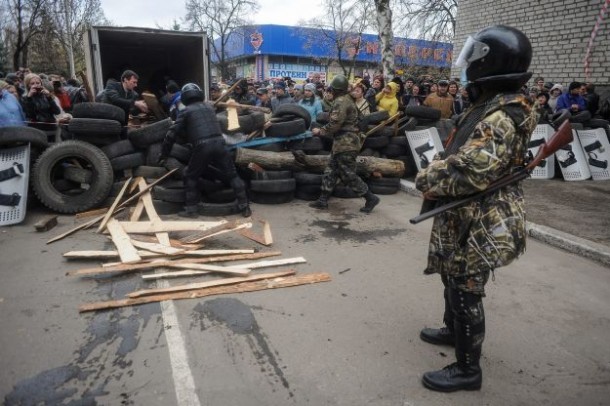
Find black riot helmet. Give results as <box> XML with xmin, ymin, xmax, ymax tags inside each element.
<box><xmin>181</xmin><ymin>83</ymin><xmax>204</xmax><ymax>105</ymax></box>
<box><xmin>330</xmin><ymin>75</ymin><xmax>349</xmax><ymax>92</ymax></box>
<box><xmin>455</xmin><ymin>25</ymin><xmax>532</xmax><ymax>101</ymax></box>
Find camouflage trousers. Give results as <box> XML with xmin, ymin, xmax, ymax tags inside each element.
<box><xmin>321</xmin><ymin>151</ymin><xmax>368</xmax><ymax>196</ymax></box>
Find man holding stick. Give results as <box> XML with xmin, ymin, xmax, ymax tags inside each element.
<box><xmin>414</xmin><ymin>25</ymin><xmax>539</xmax><ymax>392</ymax></box>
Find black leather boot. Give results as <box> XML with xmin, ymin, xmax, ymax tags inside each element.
<box><xmin>309</xmin><ymin>192</ymin><xmax>329</xmax><ymax>209</ymax></box>
<box><xmin>360</xmin><ymin>191</ymin><xmax>380</xmax><ymax>213</ymax></box>
<box><xmin>421</xmin><ymin>280</ymin><xmax>455</xmax><ymax>346</ymax></box>
<box><xmin>422</xmin><ymin>289</ymin><xmax>484</xmax><ymax>392</ymax></box>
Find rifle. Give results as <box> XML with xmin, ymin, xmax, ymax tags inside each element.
<box><xmin>527</xmin><ymin>137</ymin><xmax>547</xmax><ymax>168</ymax></box>
<box><xmin>409</xmin><ymin>120</ymin><xmax>573</xmax><ymax>225</ymax></box>
<box><xmin>583</xmin><ymin>140</ymin><xmax>608</xmax><ymax>169</ymax></box>
<box><xmin>414</xmin><ymin>140</ymin><xmax>435</xmax><ymax>169</ymax></box>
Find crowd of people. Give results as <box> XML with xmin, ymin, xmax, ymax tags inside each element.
<box><xmin>1</xmin><ymin>66</ymin><xmax>609</xmax><ymax>134</ymax></box>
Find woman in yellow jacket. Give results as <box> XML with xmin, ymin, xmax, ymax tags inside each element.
<box><xmin>375</xmin><ymin>81</ymin><xmax>399</xmax><ymax>116</ymax></box>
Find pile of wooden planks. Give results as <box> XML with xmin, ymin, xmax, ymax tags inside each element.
<box><xmin>48</xmin><ymin>176</ymin><xmax>331</xmax><ymax>313</ymax></box>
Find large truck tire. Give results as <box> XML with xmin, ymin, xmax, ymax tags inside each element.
<box><xmin>72</xmin><ymin>102</ymin><xmax>126</xmax><ymax>123</ymax></box>
<box><xmin>272</xmin><ymin>104</ymin><xmax>312</xmax><ymax>129</ymax></box>
<box><xmin>32</xmin><ymin>140</ymin><xmax>114</xmax><ymax>213</ymax></box>
<box><xmin>128</xmin><ymin>118</ymin><xmax>172</xmax><ymax>148</ymax></box>
<box><xmin>0</xmin><ymin>126</ymin><xmax>49</xmax><ymax>149</ymax></box>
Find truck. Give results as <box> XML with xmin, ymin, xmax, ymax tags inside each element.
<box><xmin>84</xmin><ymin>26</ymin><xmax>211</xmax><ymax>98</ymax></box>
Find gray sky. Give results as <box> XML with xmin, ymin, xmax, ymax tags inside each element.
<box><xmin>99</xmin><ymin>0</ymin><xmax>307</xmax><ymax>29</ymax></box>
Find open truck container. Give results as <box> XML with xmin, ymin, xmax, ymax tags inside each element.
<box><xmin>84</xmin><ymin>26</ymin><xmax>211</xmax><ymax>98</ymax></box>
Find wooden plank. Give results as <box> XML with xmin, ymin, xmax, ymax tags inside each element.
<box><xmin>142</xmin><ymin>270</ymin><xmax>212</xmax><ymax>280</ymax></box>
<box><xmin>130</xmin><ymin>200</ymin><xmax>145</xmax><ymax>221</ymax></box>
<box><xmin>183</xmin><ymin>222</ymin><xmax>252</xmax><ymax>244</ymax></box>
<box><xmin>47</xmin><ymin>214</ymin><xmax>103</xmax><ymax>244</ymax></box>
<box><xmin>136</xmin><ymin>179</ymin><xmax>170</xmax><ymax>246</ymax></box>
<box><xmin>119</xmin><ymin>220</ymin><xmax>227</xmax><ymax>234</ymax></box>
<box><xmin>75</xmin><ymin>207</ymin><xmax>110</xmax><ymax>220</ymax></box>
<box><xmin>179</xmin><ymin>219</ymin><xmax>244</xmax><ymax>244</ymax></box>
<box><xmin>239</xmin><ymin>220</ymin><xmax>273</xmax><ymax>246</ymax></box>
<box><xmin>128</xmin><ymin>235</ymin><xmax>204</xmax><ymax>250</ymax></box>
<box><xmin>80</xmin><ymin>272</ymin><xmax>332</xmax><ymax>312</ymax></box>
<box><xmin>98</xmin><ymin>178</ymin><xmax>132</xmax><ymax>233</ymax></box>
<box><xmin>34</xmin><ymin>215</ymin><xmax>58</xmax><ymax>232</ymax></box>
<box><xmin>128</xmin><ymin>270</ymin><xmax>296</xmax><ymax>298</ymax></box>
<box><xmin>164</xmin><ymin>263</ymin><xmax>251</xmax><ymax>275</ymax></box>
<box><xmin>67</xmin><ymin>251</ymin><xmax>282</xmax><ymax>277</ymax></box>
<box><xmin>116</xmin><ymin>168</ymin><xmax>177</xmax><ymax>209</ymax></box>
<box><xmin>130</xmin><ymin>239</ymin><xmax>184</xmax><ymax>255</ymax></box>
<box><xmin>63</xmin><ymin>250</ymin><xmax>161</xmax><ymax>259</ymax></box>
<box><xmin>106</xmin><ymin>219</ymin><xmax>141</xmax><ymax>264</ymax></box>
<box><xmin>227</xmin><ymin>256</ymin><xmax>306</xmax><ymax>270</ymax></box>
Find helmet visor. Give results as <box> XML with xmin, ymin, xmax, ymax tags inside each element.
<box><xmin>454</xmin><ymin>36</ymin><xmax>490</xmax><ymax>68</ymax></box>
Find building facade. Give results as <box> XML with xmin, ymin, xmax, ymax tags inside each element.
<box><xmin>215</xmin><ymin>24</ymin><xmax>453</xmax><ymax>83</ymax></box>
<box><xmin>452</xmin><ymin>0</ymin><xmax>610</xmax><ymax>88</ymax></box>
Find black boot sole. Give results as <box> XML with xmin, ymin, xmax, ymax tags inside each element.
<box><xmin>422</xmin><ymin>376</ymin><xmax>482</xmax><ymax>392</ymax></box>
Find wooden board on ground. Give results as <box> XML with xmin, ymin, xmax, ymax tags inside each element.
<box><xmin>34</xmin><ymin>215</ymin><xmax>58</xmax><ymax>232</ymax></box>
<box><xmin>136</xmin><ymin>178</ymin><xmax>171</xmax><ymax>246</ymax></box>
<box><xmin>80</xmin><ymin>272</ymin><xmax>332</xmax><ymax>312</ymax></box>
<box><xmin>67</xmin><ymin>251</ymin><xmax>282</xmax><ymax>277</ymax></box>
<box><xmin>106</xmin><ymin>218</ymin><xmax>141</xmax><ymax>264</ymax></box>
<box><xmin>119</xmin><ymin>220</ymin><xmax>227</xmax><ymax>234</ymax></box>
<box><xmin>63</xmin><ymin>250</ymin><xmax>162</xmax><ymax>259</ymax></box>
<box><xmin>128</xmin><ymin>269</ymin><xmax>296</xmax><ymax>298</ymax></box>
<box><xmin>98</xmin><ymin>177</ymin><xmax>131</xmax><ymax>233</ymax></box>
<box><xmin>239</xmin><ymin>219</ymin><xmax>273</xmax><ymax>246</ymax></box>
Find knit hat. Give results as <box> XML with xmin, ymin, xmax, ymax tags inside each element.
<box><xmin>304</xmin><ymin>83</ymin><xmax>316</xmax><ymax>92</ymax></box>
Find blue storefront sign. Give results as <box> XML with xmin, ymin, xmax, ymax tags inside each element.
<box><xmin>217</xmin><ymin>24</ymin><xmax>452</xmax><ymax>68</ymax></box>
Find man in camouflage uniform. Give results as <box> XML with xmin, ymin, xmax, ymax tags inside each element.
<box><xmin>309</xmin><ymin>75</ymin><xmax>380</xmax><ymax>213</ymax></box>
<box><xmin>415</xmin><ymin>25</ymin><xmax>539</xmax><ymax>392</ymax></box>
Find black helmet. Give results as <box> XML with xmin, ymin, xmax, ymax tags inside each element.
<box><xmin>456</xmin><ymin>25</ymin><xmax>532</xmax><ymax>83</ymax></box>
<box><xmin>181</xmin><ymin>83</ymin><xmax>204</xmax><ymax>105</ymax></box>
<box><xmin>330</xmin><ymin>75</ymin><xmax>349</xmax><ymax>92</ymax></box>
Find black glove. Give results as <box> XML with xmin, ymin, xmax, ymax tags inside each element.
<box><xmin>157</xmin><ymin>154</ymin><xmax>167</xmax><ymax>167</ymax></box>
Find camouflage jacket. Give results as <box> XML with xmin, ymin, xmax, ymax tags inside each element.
<box><xmin>415</xmin><ymin>94</ymin><xmax>538</xmax><ymax>279</ymax></box>
<box><xmin>320</xmin><ymin>94</ymin><xmax>361</xmax><ymax>154</ymax></box>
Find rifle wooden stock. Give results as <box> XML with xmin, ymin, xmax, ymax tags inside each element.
<box><xmin>409</xmin><ymin>121</ymin><xmax>573</xmax><ymax>225</ymax></box>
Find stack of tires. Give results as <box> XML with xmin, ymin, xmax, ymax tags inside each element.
<box><xmin>294</xmin><ymin>172</ymin><xmax>323</xmax><ymax>201</ymax></box>
<box><xmin>69</xmin><ymin>102</ymin><xmax>125</xmax><ymax>146</ymax></box>
<box><xmin>257</xmin><ymin>105</ymin><xmax>311</xmax><ymax>153</ymax></box>
<box><xmin>249</xmin><ymin>170</ymin><xmax>296</xmax><ymax>204</ymax></box>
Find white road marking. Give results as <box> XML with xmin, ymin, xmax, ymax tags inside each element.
<box><xmin>158</xmin><ymin>279</ymin><xmax>201</xmax><ymax>406</ymax></box>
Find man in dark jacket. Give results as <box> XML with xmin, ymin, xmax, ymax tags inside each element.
<box><xmin>102</xmin><ymin>70</ymin><xmax>148</xmax><ymax>123</ymax></box>
<box><xmin>159</xmin><ymin>83</ymin><xmax>251</xmax><ymax>218</ymax></box>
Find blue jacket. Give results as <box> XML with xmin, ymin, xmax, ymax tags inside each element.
<box><xmin>0</xmin><ymin>90</ymin><xmax>26</xmax><ymax>127</ymax></box>
<box><xmin>556</xmin><ymin>92</ymin><xmax>587</xmax><ymax>112</ymax></box>
<box><xmin>298</xmin><ymin>96</ymin><xmax>323</xmax><ymax>127</ymax></box>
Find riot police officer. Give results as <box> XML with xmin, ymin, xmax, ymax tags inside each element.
<box><xmin>415</xmin><ymin>25</ymin><xmax>539</xmax><ymax>392</ymax></box>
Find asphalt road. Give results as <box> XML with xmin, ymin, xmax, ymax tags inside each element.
<box><xmin>1</xmin><ymin>192</ymin><xmax>609</xmax><ymax>405</ymax></box>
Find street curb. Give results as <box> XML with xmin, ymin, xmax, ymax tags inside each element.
<box><xmin>399</xmin><ymin>179</ymin><xmax>610</xmax><ymax>268</ymax></box>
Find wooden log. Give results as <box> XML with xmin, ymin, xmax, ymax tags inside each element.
<box><xmin>234</xmin><ymin>148</ymin><xmax>405</xmax><ymax>177</ymax></box>
<box><xmin>67</xmin><ymin>250</ymin><xmax>282</xmax><ymax>277</ymax></box>
<box><xmin>79</xmin><ymin>272</ymin><xmax>332</xmax><ymax>312</ymax></box>
<box><xmin>128</xmin><ymin>270</ymin><xmax>296</xmax><ymax>298</ymax></box>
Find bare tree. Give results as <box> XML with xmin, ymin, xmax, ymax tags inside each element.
<box><xmin>48</xmin><ymin>0</ymin><xmax>106</xmax><ymax>78</ymax></box>
<box><xmin>184</xmin><ymin>0</ymin><xmax>259</xmax><ymax>81</ymax></box>
<box><xmin>5</xmin><ymin>0</ymin><xmax>48</xmax><ymax>70</ymax></box>
<box><xmin>395</xmin><ymin>0</ymin><xmax>458</xmax><ymax>42</ymax></box>
<box><xmin>374</xmin><ymin>0</ymin><xmax>394</xmax><ymax>81</ymax></box>
<box><xmin>301</xmin><ymin>0</ymin><xmax>374</xmax><ymax>78</ymax></box>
